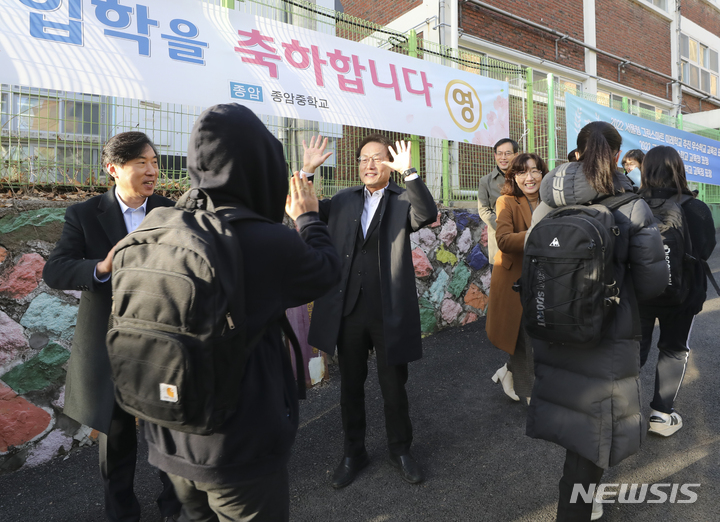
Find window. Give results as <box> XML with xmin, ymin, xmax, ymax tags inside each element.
<box><xmin>532</xmin><ymin>71</ymin><xmax>582</xmax><ymax>95</ymax></box>
<box><xmin>4</xmin><ymin>89</ymin><xmax>102</xmax><ymax>135</ymax></box>
<box><xmin>597</xmin><ymin>90</ymin><xmax>669</xmax><ymax>122</ymax></box>
<box><xmin>0</xmin><ymin>92</ymin><xmax>9</xmax><ymax>130</ymax></box>
<box><xmin>681</xmin><ymin>34</ymin><xmax>719</xmax><ymax>96</ymax></box>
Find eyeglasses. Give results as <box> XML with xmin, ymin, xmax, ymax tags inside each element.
<box><xmin>495</xmin><ymin>151</ymin><xmax>515</xmax><ymax>158</ymax></box>
<box><xmin>357</xmin><ymin>153</ymin><xmax>385</xmax><ymax>165</ymax></box>
<box><xmin>515</xmin><ymin>169</ymin><xmax>543</xmax><ymax>180</ymax></box>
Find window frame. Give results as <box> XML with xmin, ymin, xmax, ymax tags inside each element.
<box><xmin>680</xmin><ymin>33</ymin><xmax>719</xmax><ymax>96</ymax></box>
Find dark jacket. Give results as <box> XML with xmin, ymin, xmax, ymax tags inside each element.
<box><xmin>42</xmin><ymin>188</ymin><xmax>173</xmax><ymax>434</ymax></box>
<box><xmin>144</xmin><ymin>104</ymin><xmax>341</xmax><ymax>483</ymax></box>
<box><xmin>526</xmin><ymin>161</ymin><xmax>667</xmax><ymax>469</ymax></box>
<box><xmin>638</xmin><ymin>187</ymin><xmax>717</xmax><ymax>315</ymax></box>
<box><xmin>308</xmin><ymin>178</ymin><xmax>437</xmax><ymax>365</ymax></box>
<box><xmin>477</xmin><ymin>166</ymin><xmax>506</xmax><ymax>264</ymax></box>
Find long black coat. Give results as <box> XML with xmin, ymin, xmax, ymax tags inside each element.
<box><xmin>42</xmin><ymin>187</ymin><xmax>173</xmax><ymax>434</ymax></box>
<box><xmin>308</xmin><ymin>178</ymin><xmax>437</xmax><ymax>365</ymax></box>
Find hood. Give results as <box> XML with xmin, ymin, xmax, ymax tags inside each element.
<box><xmin>539</xmin><ymin>161</ymin><xmax>633</xmax><ymax>209</ymax></box>
<box><xmin>188</xmin><ymin>103</ymin><xmax>288</xmax><ymax>223</ymax></box>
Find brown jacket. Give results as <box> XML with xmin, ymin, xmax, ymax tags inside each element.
<box><xmin>485</xmin><ymin>195</ymin><xmax>532</xmax><ymax>354</ymax></box>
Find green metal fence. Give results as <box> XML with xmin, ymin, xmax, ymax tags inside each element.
<box><xmin>2</xmin><ymin>0</ymin><xmax>719</xmax><ymax>206</ymax></box>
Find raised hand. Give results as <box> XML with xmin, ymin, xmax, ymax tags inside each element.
<box><xmin>285</xmin><ymin>171</ymin><xmax>319</xmax><ymax>220</ymax></box>
<box><xmin>381</xmin><ymin>140</ymin><xmax>412</xmax><ymax>174</ymax></box>
<box><xmin>302</xmin><ymin>134</ymin><xmax>333</xmax><ymax>174</ymax></box>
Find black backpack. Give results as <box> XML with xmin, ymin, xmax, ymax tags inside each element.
<box><xmin>640</xmin><ymin>195</ymin><xmax>695</xmax><ymax>307</ymax></box>
<box><xmin>518</xmin><ymin>193</ymin><xmax>639</xmax><ymax>346</ymax></box>
<box><xmin>106</xmin><ymin>189</ymin><xmax>305</xmax><ymax>435</ymax></box>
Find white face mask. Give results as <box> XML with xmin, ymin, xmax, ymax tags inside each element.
<box><xmin>626</xmin><ymin>167</ymin><xmax>641</xmax><ymax>186</ymax></box>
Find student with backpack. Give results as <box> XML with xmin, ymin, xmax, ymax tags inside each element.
<box><xmin>523</xmin><ymin>121</ymin><xmax>667</xmax><ymax>521</ymax></box>
<box><xmin>638</xmin><ymin>146</ymin><xmax>716</xmax><ymax>437</ymax></box>
<box><xmin>138</xmin><ymin>104</ymin><xmax>341</xmax><ymax>521</ymax></box>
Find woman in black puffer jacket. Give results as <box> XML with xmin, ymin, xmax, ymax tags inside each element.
<box><xmin>637</xmin><ymin>146</ymin><xmax>716</xmax><ymax>438</ymax></box>
<box><xmin>525</xmin><ymin>122</ymin><xmax>667</xmax><ymax>521</ymax></box>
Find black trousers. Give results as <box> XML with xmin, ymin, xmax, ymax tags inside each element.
<box><xmin>337</xmin><ymin>290</ymin><xmax>413</xmax><ymax>458</ymax></box>
<box><xmin>99</xmin><ymin>402</ymin><xmax>181</xmax><ymax>522</ymax></box>
<box><xmin>168</xmin><ymin>468</ymin><xmax>289</xmax><ymax>522</ymax></box>
<box><xmin>639</xmin><ymin>307</ymin><xmax>694</xmax><ymax>414</ymax></box>
<box><xmin>557</xmin><ymin>450</ymin><xmax>605</xmax><ymax>522</ymax></box>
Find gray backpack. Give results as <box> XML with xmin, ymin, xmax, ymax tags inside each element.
<box><xmin>107</xmin><ymin>189</ymin><xmax>305</xmax><ymax>435</ymax></box>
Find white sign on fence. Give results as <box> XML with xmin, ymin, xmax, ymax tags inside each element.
<box><xmin>0</xmin><ymin>0</ymin><xmax>509</xmax><ymax>145</ymax></box>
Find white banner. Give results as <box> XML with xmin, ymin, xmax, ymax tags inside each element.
<box><xmin>0</xmin><ymin>0</ymin><xmax>509</xmax><ymax>144</ymax></box>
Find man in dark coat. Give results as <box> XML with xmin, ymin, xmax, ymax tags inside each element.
<box><xmin>143</xmin><ymin>104</ymin><xmax>341</xmax><ymax>521</ymax></box>
<box><xmin>301</xmin><ymin>133</ymin><xmax>438</xmax><ymax>488</ymax></box>
<box><xmin>43</xmin><ymin>132</ymin><xmax>181</xmax><ymax>521</ymax></box>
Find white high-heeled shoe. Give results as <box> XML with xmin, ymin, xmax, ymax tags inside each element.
<box><xmin>491</xmin><ymin>363</ymin><xmax>520</xmax><ymax>401</ymax></box>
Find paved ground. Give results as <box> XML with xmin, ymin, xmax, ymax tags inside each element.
<box><xmin>2</xmin><ymin>246</ymin><xmax>720</xmax><ymax>521</ymax></box>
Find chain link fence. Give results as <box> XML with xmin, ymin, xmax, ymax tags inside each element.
<box><xmin>2</xmin><ymin>0</ymin><xmax>719</xmax><ymax>205</ymax></box>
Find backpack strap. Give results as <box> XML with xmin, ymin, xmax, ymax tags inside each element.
<box><xmin>280</xmin><ymin>314</ymin><xmax>307</xmax><ymax>400</ymax></box>
<box><xmin>702</xmin><ymin>260</ymin><xmax>720</xmax><ymax>296</ymax></box>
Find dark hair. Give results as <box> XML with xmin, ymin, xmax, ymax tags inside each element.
<box><xmin>576</xmin><ymin>121</ymin><xmax>622</xmax><ymax>195</ymax></box>
<box><xmin>641</xmin><ymin>146</ymin><xmax>688</xmax><ymax>196</ymax></box>
<box><xmin>501</xmin><ymin>153</ymin><xmax>549</xmax><ymax>197</ymax></box>
<box><xmin>622</xmin><ymin>149</ymin><xmax>645</xmax><ymax>172</ymax></box>
<box><xmin>567</xmin><ymin>149</ymin><xmax>578</xmax><ymax>162</ymax></box>
<box><xmin>493</xmin><ymin>138</ymin><xmax>519</xmax><ymax>154</ymax></box>
<box><xmin>355</xmin><ymin>133</ymin><xmax>394</xmax><ymax>162</ymax></box>
<box><xmin>102</xmin><ymin>131</ymin><xmax>157</xmax><ymax>173</ymax></box>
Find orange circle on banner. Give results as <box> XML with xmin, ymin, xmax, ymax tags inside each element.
<box><xmin>445</xmin><ymin>80</ymin><xmax>483</xmax><ymax>133</ymax></box>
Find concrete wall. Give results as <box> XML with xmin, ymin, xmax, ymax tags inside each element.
<box><xmin>0</xmin><ymin>201</ymin><xmax>491</xmax><ymax>474</ymax></box>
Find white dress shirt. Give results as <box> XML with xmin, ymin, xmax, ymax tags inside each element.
<box><xmin>93</xmin><ymin>191</ymin><xmax>149</xmax><ymax>283</ymax></box>
<box><xmin>361</xmin><ymin>186</ymin><xmax>385</xmax><ymax>237</ymax></box>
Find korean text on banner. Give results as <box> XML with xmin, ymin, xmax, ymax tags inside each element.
<box><xmin>1</xmin><ymin>0</ymin><xmax>509</xmax><ymax>145</ymax></box>
<box><xmin>566</xmin><ymin>94</ymin><xmax>720</xmax><ymax>186</ymax></box>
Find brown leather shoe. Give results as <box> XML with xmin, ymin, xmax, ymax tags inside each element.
<box><xmin>389</xmin><ymin>452</ymin><xmax>424</xmax><ymax>484</ymax></box>
<box><xmin>331</xmin><ymin>452</ymin><xmax>370</xmax><ymax>489</ymax></box>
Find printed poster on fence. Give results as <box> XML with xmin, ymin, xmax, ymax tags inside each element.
<box><xmin>566</xmin><ymin>93</ymin><xmax>720</xmax><ymax>187</ymax></box>
<box><xmin>0</xmin><ymin>0</ymin><xmax>509</xmax><ymax>145</ymax></box>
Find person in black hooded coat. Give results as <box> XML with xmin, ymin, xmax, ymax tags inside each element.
<box><xmin>143</xmin><ymin>104</ymin><xmax>341</xmax><ymax>521</ymax></box>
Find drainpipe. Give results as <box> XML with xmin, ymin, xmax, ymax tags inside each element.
<box><xmin>674</xmin><ymin>0</ymin><xmax>682</xmax><ymax>120</ymax></box>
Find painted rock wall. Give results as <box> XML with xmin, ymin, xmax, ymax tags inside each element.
<box><xmin>0</xmin><ymin>203</ymin><xmax>491</xmax><ymax>474</ymax></box>
<box><xmin>0</xmin><ymin>205</ymin><xmax>97</xmax><ymax>475</ymax></box>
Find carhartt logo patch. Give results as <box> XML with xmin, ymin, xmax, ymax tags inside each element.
<box><xmin>549</xmin><ymin>238</ymin><xmax>560</xmax><ymax>247</ymax></box>
<box><xmin>160</xmin><ymin>383</ymin><xmax>178</xmax><ymax>403</ymax></box>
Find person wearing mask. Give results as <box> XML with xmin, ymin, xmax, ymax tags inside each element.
<box><xmin>638</xmin><ymin>146</ymin><xmax>716</xmax><ymax>437</ymax></box>
<box><xmin>486</xmin><ymin>153</ymin><xmax>548</xmax><ymax>404</ymax></box>
<box><xmin>622</xmin><ymin>149</ymin><xmax>644</xmax><ymax>187</ymax></box>
<box><xmin>478</xmin><ymin>138</ymin><xmax>519</xmax><ymax>269</ymax></box>
<box><xmin>143</xmin><ymin>104</ymin><xmax>341</xmax><ymax>521</ymax></box>
<box><xmin>526</xmin><ymin>121</ymin><xmax>667</xmax><ymax>521</ymax></box>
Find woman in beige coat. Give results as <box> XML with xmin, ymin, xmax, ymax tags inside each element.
<box><xmin>485</xmin><ymin>153</ymin><xmax>548</xmax><ymax>403</ymax></box>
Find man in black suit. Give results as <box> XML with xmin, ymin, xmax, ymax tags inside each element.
<box><xmin>43</xmin><ymin>132</ymin><xmax>181</xmax><ymax>522</ymax></box>
<box><xmin>301</xmin><ymin>134</ymin><xmax>437</xmax><ymax>488</ymax></box>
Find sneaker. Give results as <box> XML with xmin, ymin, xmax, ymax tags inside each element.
<box><xmin>591</xmin><ymin>498</ymin><xmax>604</xmax><ymax>521</ymax></box>
<box><xmin>648</xmin><ymin>409</ymin><xmax>683</xmax><ymax>437</ymax></box>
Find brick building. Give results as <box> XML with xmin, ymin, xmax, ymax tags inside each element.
<box><xmin>341</xmin><ymin>0</ymin><xmax>720</xmax><ymax>129</ymax></box>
